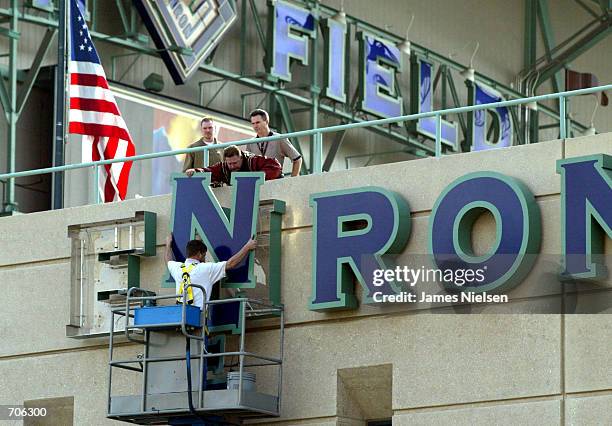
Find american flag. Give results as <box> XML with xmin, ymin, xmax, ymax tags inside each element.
<box><xmin>68</xmin><ymin>0</ymin><xmax>135</xmax><ymax>202</ymax></box>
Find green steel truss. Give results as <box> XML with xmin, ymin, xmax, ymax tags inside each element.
<box><xmin>0</xmin><ymin>0</ymin><xmax>608</xmax><ymax>213</ymax></box>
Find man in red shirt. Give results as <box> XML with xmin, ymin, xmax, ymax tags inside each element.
<box><xmin>185</xmin><ymin>145</ymin><xmax>282</xmax><ymax>185</ymax></box>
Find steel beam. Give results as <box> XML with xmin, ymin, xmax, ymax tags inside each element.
<box><xmin>53</xmin><ymin>0</ymin><xmax>67</xmax><ymax>211</ymax></box>
<box><xmin>204</xmin><ymin>80</ymin><xmax>229</xmax><ymax>108</ymax></box>
<box><xmin>91</xmin><ymin>0</ymin><xmax>97</xmax><ymax>31</ymax></box>
<box><xmin>0</xmin><ymin>68</ymin><xmax>10</xmax><ymax>122</ymax></box>
<box><xmin>537</xmin><ymin>16</ymin><xmax>612</xmax><ymax>85</ymax></box>
<box><xmin>309</xmin><ymin>3</ymin><xmax>321</xmax><ymax>174</ymax></box>
<box><xmin>445</xmin><ymin>71</ymin><xmax>468</xmax><ymax>139</ymax></box>
<box><xmin>322</xmin><ymin>127</ymin><xmax>347</xmax><ymax>171</ymax></box>
<box><xmin>537</xmin><ymin>0</ymin><xmax>562</xmax><ymax>93</ymax></box>
<box><xmin>240</xmin><ymin>0</ymin><xmax>247</xmax><ymax>74</ymax></box>
<box><xmin>524</xmin><ymin>0</ymin><xmax>537</xmax><ymax>70</ymax></box>
<box><xmin>274</xmin><ymin>93</ymin><xmax>309</xmax><ymax>173</ymax></box>
<box><xmin>441</xmin><ymin>65</ymin><xmax>448</xmax><ymax>111</ymax></box>
<box><xmin>575</xmin><ymin>0</ymin><xmax>600</xmax><ymax>17</ymax></box>
<box><xmin>597</xmin><ymin>0</ymin><xmax>612</xmax><ymax>14</ymax></box>
<box><xmin>115</xmin><ymin>0</ymin><xmax>131</xmax><ymax>35</ymax></box>
<box><xmin>3</xmin><ymin>0</ymin><xmax>18</xmax><ymax>212</ymax></box>
<box><xmin>17</xmin><ymin>28</ymin><xmax>57</xmax><ymax>116</ymax></box>
<box><xmin>509</xmin><ymin>106</ymin><xmax>525</xmax><ymax>145</ymax></box>
<box><xmin>249</xmin><ymin>0</ymin><xmax>266</xmax><ymax>49</ymax></box>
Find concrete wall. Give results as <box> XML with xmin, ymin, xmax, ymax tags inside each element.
<box><xmin>0</xmin><ymin>134</ymin><xmax>610</xmax><ymax>424</ymax></box>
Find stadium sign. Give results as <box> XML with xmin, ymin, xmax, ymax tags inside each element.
<box><xmin>135</xmin><ymin>0</ymin><xmax>238</xmax><ymax>84</ymax></box>
<box><xmin>268</xmin><ymin>0</ymin><xmax>516</xmax><ymax>150</ymax></box>
<box><xmin>267</xmin><ymin>0</ymin><xmax>516</xmax><ymax>151</ymax></box>
<box><xmin>136</xmin><ymin>0</ymin><xmax>513</xmax><ymax>151</ymax></box>
<box><xmin>168</xmin><ymin>154</ymin><xmax>612</xmax><ymax>311</ymax></box>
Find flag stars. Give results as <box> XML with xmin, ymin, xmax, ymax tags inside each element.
<box><xmin>79</xmin><ymin>30</ymin><xmax>83</xmax><ymax>36</ymax></box>
<box><xmin>79</xmin><ymin>44</ymin><xmax>85</xmax><ymax>50</ymax></box>
<box><xmin>82</xmin><ymin>24</ymin><xmax>87</xmax><ymax>29</ymax></box>
<box><xmin>88</xmin><ymin>46</ymin><xmax>92</xmax><ymax>52</ymax></box>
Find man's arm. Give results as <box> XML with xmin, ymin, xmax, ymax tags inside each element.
<box><xmin>205</xmin><ymin>162</ymin><xmax>226</xmax><ymax>183</ymax></box>
<box><xmin>165</xmin><ymin>234</ymin><xmax>174</xmax><ymax>262</ymax></box>
<box><xmin>254</xmin><ymin>156</ymin><xmax>282</xmax><ymax>180</ymax></box>
<box><xmin>225</xmin><ymin>238</ymin><xmax>257</xmax><ymax>270</ymax></box>
<box><xmin>281</xmin><ymin>139</ymin><xmax>302</xmax><ymax>176</ymax></box>
<box><xmin>182</xmin><ymin>152</ymin><xmax>194</xmax><ymax>172</ymax></box>
<box><xmin>291</xmin><ymin>157</ymin><xmax>302</xmax><ymax>176</ymax></box>
<box><xmin>185</xmin><ymin>163</ymin><xmax>224</xmax><ymax>183</ymax></box>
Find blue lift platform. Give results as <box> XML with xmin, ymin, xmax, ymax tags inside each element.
<box><xmin>107</xmin><ymin>285</ymin><xmax>284</xmax><ymax>425</ymax></box>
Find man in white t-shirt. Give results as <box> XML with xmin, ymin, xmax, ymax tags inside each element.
<box><xmin>165</xmin><ymin>235</ymin><xmax>257</xmax><ymax>310</ymax></box>
<box><xmin>165</xmin><ymin>235</ymin><xmax>255</xmax><ymax>392</ymax></box>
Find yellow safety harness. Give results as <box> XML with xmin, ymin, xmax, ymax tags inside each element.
<box><xmin>177</xmin><ymin>262</ymin><xmax>209</xmax><ymax>336</ymax></box>
<box><xmin>177</xmin><ymin>263</ymin><xmax>196</xmax><ymax>305</ymax></box>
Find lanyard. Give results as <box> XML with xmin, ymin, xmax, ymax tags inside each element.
<box><xmin>256</xmin><ymin>132</ymin><xmax>273</xmax><ymax>156</ymax></box>
<box><xmin>257</xmin><ymin>141</ymin><xmax>268</xmax><ymax>156</ymax></box>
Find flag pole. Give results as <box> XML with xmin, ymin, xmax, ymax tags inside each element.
<box><xmin>52</xmin><ymin>0</ymin><xmax>68</xmax><ymax>210</ymax></box>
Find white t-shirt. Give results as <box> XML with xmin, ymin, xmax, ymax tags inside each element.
<box><xmin>167</xmin><ymin>258</ymin><xmax>227</xmax><ymax>310</ymax></box>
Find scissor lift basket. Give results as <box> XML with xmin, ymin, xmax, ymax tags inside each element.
<box><xmin>107</xmin><ymin>286</ymin><xmax>284</xmax><ymax>424</ymax></box>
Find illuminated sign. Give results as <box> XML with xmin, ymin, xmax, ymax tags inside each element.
<box><xmin>134</xmin><ymin>0</ymin><xmax>516</xmax><ymax>152</ymax></box>
<box><xmin>357</xmin><ymin>32</ymin><xmax>403</xmax><ymax>118</ymax></box>
<box><xmin>410</xmin><ymin>57</ymin><xmax>459</xmax><ymax>150</ymax></box>
<box><xmin>135</xmin><ymin>0</ymin><xmax>237</xmax><ymax>84</ymax></box>
<box><xmin>468</xmin><ymin>81</ymin><xmax>513</xmax><ymax>151</ymax></box>
<box><xmin>322</xmin><ymin>17</ymin><xmax>347</xmax><ymax>103</ymax></box>
<box><xmin>263</xmin><ymin>0</ymin><xmax>517</xmax><ymax>151</ymax></box>
<box><xmin>168</xmin><ymin>154</ymin><xmax>611</xmax><ymax>312</ymax></box>
<box><xmin>267</xmin><ymin>0</ymin><xmax>315</xmax><ymax>81</ymax></box>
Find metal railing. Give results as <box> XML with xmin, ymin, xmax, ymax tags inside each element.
<box><xmin>0</xmin><ymin>84</ymin><xmax>610</xmax><ymax>205</ymax></box>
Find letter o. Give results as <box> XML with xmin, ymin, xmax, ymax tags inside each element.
<box><xmin>428</xmin><ymin>172</ymin><xmax>541</xmax><ymax>293</ymax></box>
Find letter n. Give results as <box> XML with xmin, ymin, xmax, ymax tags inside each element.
<box><xmin>557</xmin><ymin>154</ymin><xmax>612</xmax><ymax>281</ymax></box>
<box><xmin>169</xmin><ymin>172</ymin><xmax>264</xmax><ymax>287</ymax></box>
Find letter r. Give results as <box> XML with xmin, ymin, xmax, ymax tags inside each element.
<box><xmin>309</xmin><ymin>187</ymin><xmax>410</xmax><ymax>310</ymax></box>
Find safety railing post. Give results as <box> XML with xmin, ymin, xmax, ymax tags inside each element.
<box><xmin>92</xmin><ymin>165</ymin><xmax>99</xmax><ymax>204</ymax></box>
<box><xmin>559</xmin><ymin>95</ymin><xmax>567</xmax><ymax>139</ymax></box>
<box><xmin>313</xmin><ymin>132</ymin><xmax>323</xmax><ymax>174</ymax></box>
<box><xmin>435</xmin><ymin>114</ymin><xmax>442</xmax><ymax>158</ymax></box>
<box><xmin>203</xmin><ymin>146</ymin><xmax>209</xmax><ymax>168</ymax></box>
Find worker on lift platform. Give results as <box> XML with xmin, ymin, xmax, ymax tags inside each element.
<box><xmin>164</xmin><ymin>234</ymin><xmax>257</xmax><ymax>391</ymax></box>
